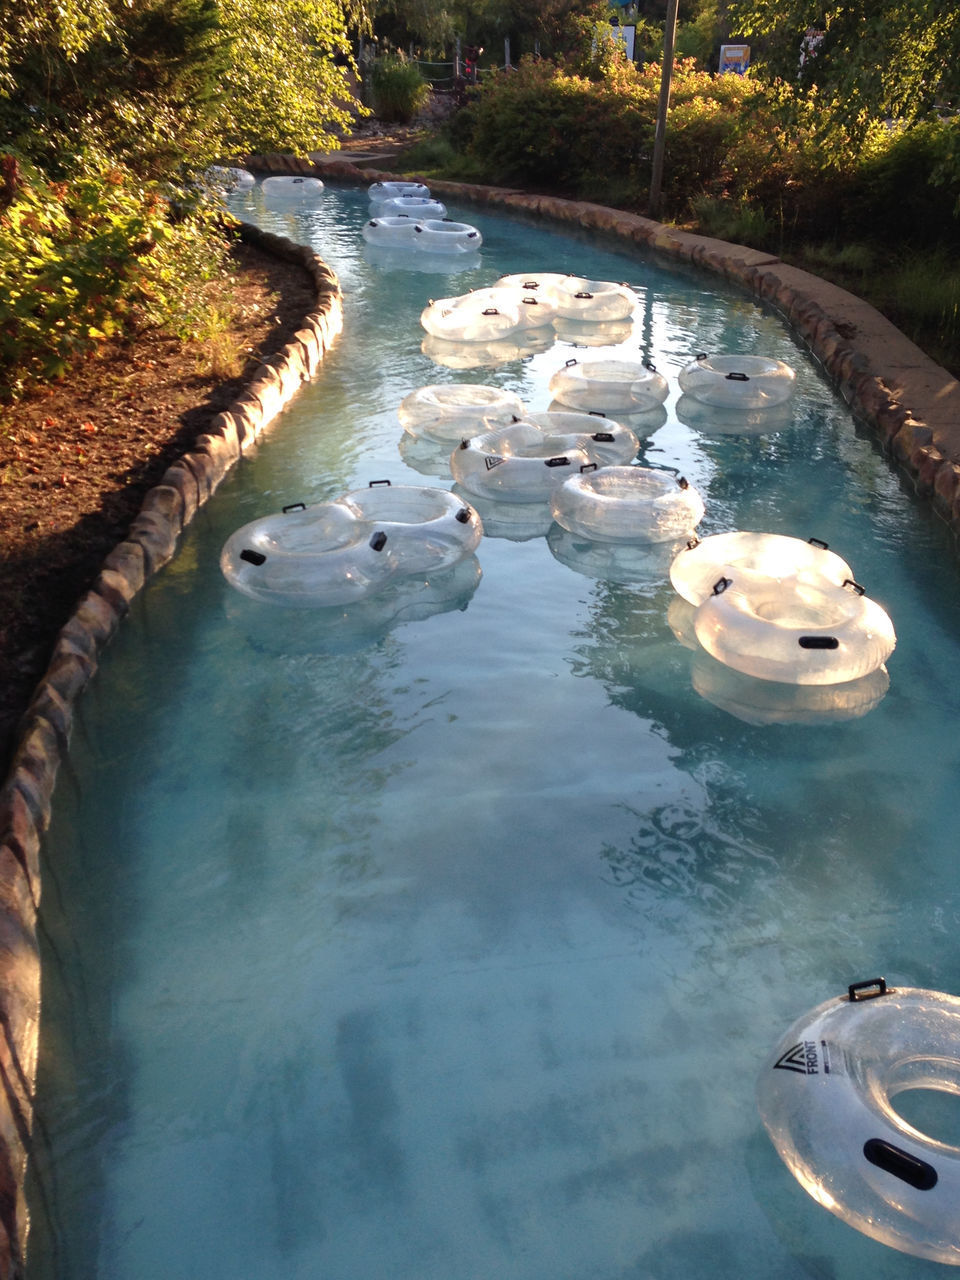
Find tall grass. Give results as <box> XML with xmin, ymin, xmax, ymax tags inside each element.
<box><xmin>370</xmin><ymin>54</ymin><xmax>430</xmax><ymax>124</ymax></box>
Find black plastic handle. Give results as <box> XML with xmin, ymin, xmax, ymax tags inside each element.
<box><xmin>848</xmin><ymin>978</ymin><xmax>888</xmax><ymax>1002</ymax></box>
<box><xmin>864</xmin><ymin>1139</ymin><xmax>937</xmax><ymax>1190</ymax></box>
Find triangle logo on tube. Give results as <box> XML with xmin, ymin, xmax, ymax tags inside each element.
<box><xmin>773</xmin><ymin>1041</ymin><xmax>818</xmax><ymax>1074</ymax></box>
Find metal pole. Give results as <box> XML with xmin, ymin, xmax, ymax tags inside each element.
<box><xmin>505</xmin><ymin>36</ymin><xmax>511</xmax><ymax>69</ymax></box>
<box><xmin>647</xmin><ymin>0</ymin><xmax>680</xmax><ymax>220</ymax></box>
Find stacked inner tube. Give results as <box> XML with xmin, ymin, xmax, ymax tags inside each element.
<box><xmin>669</xmin><ymin>531</ymin><xmax>895</xmax><ymax>685</ymax></box>
<box><xmin>221</xmin><ymin>482</ymin><xmax>483</xmax><ymax>607</ymax></box>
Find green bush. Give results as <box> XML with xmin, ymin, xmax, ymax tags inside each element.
<box><xmin>0</xmin><ymin>149</ymin><xmax>230</xmax><ymax>398</ymax></box>
<box><xmin>452</xmin><ymin>56</ymin><xmax>771</xmax><ymax>213</ymax></box>
<box><xmin>841</xmin><ymin>119</ymin><xmax>960</xmax><ymax>248</ymax></box>
<box><xmin>688</xmin><ymin>195</ymin><xmax>776</xmax><ymax>250</ymax></box>
<box><xmin>884</xmin><ymin>251</ymin><xmax>960</xmax><ymax>358</ymax></box>
<box><xmin>370</xmin><ymin>54</ymin><xmax>430</xmax><ymax>124</ymax></box>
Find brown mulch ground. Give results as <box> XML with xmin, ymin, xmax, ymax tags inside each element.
<box><xmin>0</xmin><ymin>119</ymin><xmax>433</xmax><ymax>783</ymax></box>
<box><xmin>0</xmin><ymin>236</ymin><xmax>317</xmax><ymax>779</ymax></box>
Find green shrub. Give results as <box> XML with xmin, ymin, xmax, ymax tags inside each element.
<box><xmin>0</xmin><ymin>149</ymin><xmax>230</xmax><ymax>398</ymax></box>
<box><xmin>885</xmin><ymin>251</ymin><xmax>960</xmax><ymax>353</ymax></box>
<box><xmin>453</xmin><ymin>56</ymin><xmax>770</xmax><ymax>212</ymax></box>
<box><xmin>688</xmin><ymin>195</ymin><xmax>776</xmax><ymax>249</ymax></box>
<box><xmin>370</xmin><ymin>54</ymin><xmax>430</xmax><ymax>124</ymax></box>
<box><xmin>841</xmin><ymin>119</ymin><xmax>960</xmax><ymax>248</ymax></box>
<box><xmin>801</xmin><ymin>242</ymin><xmax>878</xmax><ymax>276</ymax></box>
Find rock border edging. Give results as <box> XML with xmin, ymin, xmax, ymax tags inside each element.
<box><xmin>0</xmin><ymin>222</ymin><xmax>343</xmax><ymax>1278</ymax></box>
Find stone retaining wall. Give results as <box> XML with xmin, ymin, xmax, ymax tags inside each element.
<box><xmin>0</xmin><ymin>223</ymin><xmax>343</xmax><ymax>1278</ymax></box>
<box><xmin>257</xmin><ymin>150</ymin><xmax>960</xmax><ymax>528</ymax></box>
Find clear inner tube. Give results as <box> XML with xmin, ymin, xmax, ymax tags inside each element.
<box><xmin>413</xmin><ymin>220</ymin><xmax>483</xmax><ymax>253</ymax></box>
<box><xmin>221</xmin><ymin>485</ymin><xmax>483</xmax><ymax>606</ymax></box>
<box><xmin>669</xmin><ymin>531</ymin><xmax>854</xmax><ymax>606</ymax></box>
<box><xmin>398</xmin><ymin>384</ymin><xmax>525</xmax><ymax>441</ymax></box>
<box><xmin>372</xmin><ymin>195</ymin><xmax>447</xmax><ymax>219</ymax></box>
<box><xmin>550</xmin><ymin>465</ymin><xmax>704</xmax><ymax>544</ymax></box>
<box><xmin>362</xmin><ymin>215</ymin><xmax>419</xmax><ymax>247</ymax></box>
<box><xmin>421</xmin><ymin>290</ymin><xmax>525</xmax><ymax>343</ymax></box>
<box><xmin>678</xmin><ymin>353</ymin><xmax>797</xmax><ymax>408</ymax></box>
<box><xmin>449</xmin><ymin>420</ymin><xmax>636</xmax><ymax>504</ymax></box>
<box><xmin>692</xmin><ymin>569</ymin><xmax>896</xmax><ymax>685</ymax></box>
<box><xmin>368</xmin><ymin>180</ymin><xmax>431</xmax><ymax>200</ymax></box>
<box><xmin>261</xmin><ymin>175</ymin><xmax>324</xmax><ymax>197</ymax></box>
<box><xmin>758</xmin><ymin>983</ymin><xmax>960</xmax><ymax>1264</ymax></box>
<box><xmin>549</xmin><ymin>358</ymin><xmax>669</xmax><ymax>413</ymax></box>
<box><xmin>551</xmin><ymin>276</ymin><xmax>639</xmax><ymax>322</ymax></box>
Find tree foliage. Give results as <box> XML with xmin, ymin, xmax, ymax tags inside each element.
<box><xmin>0</xmin><ymin>0</ymin><xmax>361</xmax><ymax>397</ymax></box>
<box><xmin>0</xmin><ymin>0</ymin><xmax>359</xmax><ymax>172</ymax></box>
<box><xmin>727</xmin><ymin>1</ymin><xmax>960</xmax><ymax>136</ymax></box>
<box><xmin>368</xmin><ymin>0</ymin><xmax>608</xmax><ymax>59</ymax></box>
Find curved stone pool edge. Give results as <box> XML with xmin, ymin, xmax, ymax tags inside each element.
<box><xmin>0</xmin><ymin>156</ymin><xmax>956</xmax><ymax>1277</ymax></box>
<box><xmin>0</xmin><ymin>224</ymin><xmax>343</xmax><ymax>1277</ymax></box>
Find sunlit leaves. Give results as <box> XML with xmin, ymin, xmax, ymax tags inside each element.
<box><xmin>727</xmin><ymin>0</ymin><xmax>960</xmax><ymax>140</ymax></box>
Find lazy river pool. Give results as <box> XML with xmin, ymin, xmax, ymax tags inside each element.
<box><xmin>25</xmin><ymin>183</ymin><xmax>960</xmax><ymax>1278</ymax></box>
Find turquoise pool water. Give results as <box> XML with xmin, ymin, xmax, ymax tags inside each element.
<box><xmin>26</xmin><ymin>185</ymin><xmax>960</xmax><ymax>1278</ymax></box>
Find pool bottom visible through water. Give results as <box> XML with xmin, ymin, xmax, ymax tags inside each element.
<box><xmin>24</xmin><ymin>183</ymin><xmax>960</xmax><ymax>1280</ymax></box>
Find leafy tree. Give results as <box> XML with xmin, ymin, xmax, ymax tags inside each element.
<box><xmin>1</xmin><ymin>0</ymin><xmax>359</xmax><ymax>172</ymax></box>
<box><xmin>727</xmin><ymin>1</ymin><xmax>960</xmax><ymax>135</ymax></box>
<box><xmin>0</xmin><ymin>0</ymin><xmax>362</xmax><ymax>397</ymax></box>
<box><xmin>213</xmin><ymin>0</ymin><xmax>356</xmax><ymax>155</ymax></box>
<box><xmin>2</xmin><ymin>0</ymin><xmax>230</xmax><ymax>175</ymax></box>
<box><xmin>371</xmin><ymin>0</ymin><xmax>461</xmax><ymax>51</ymax></box>
<box><xmin>368</xmin><ymin>0</ymin><xmax>608</xmax><ymax>60</ymax></box>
